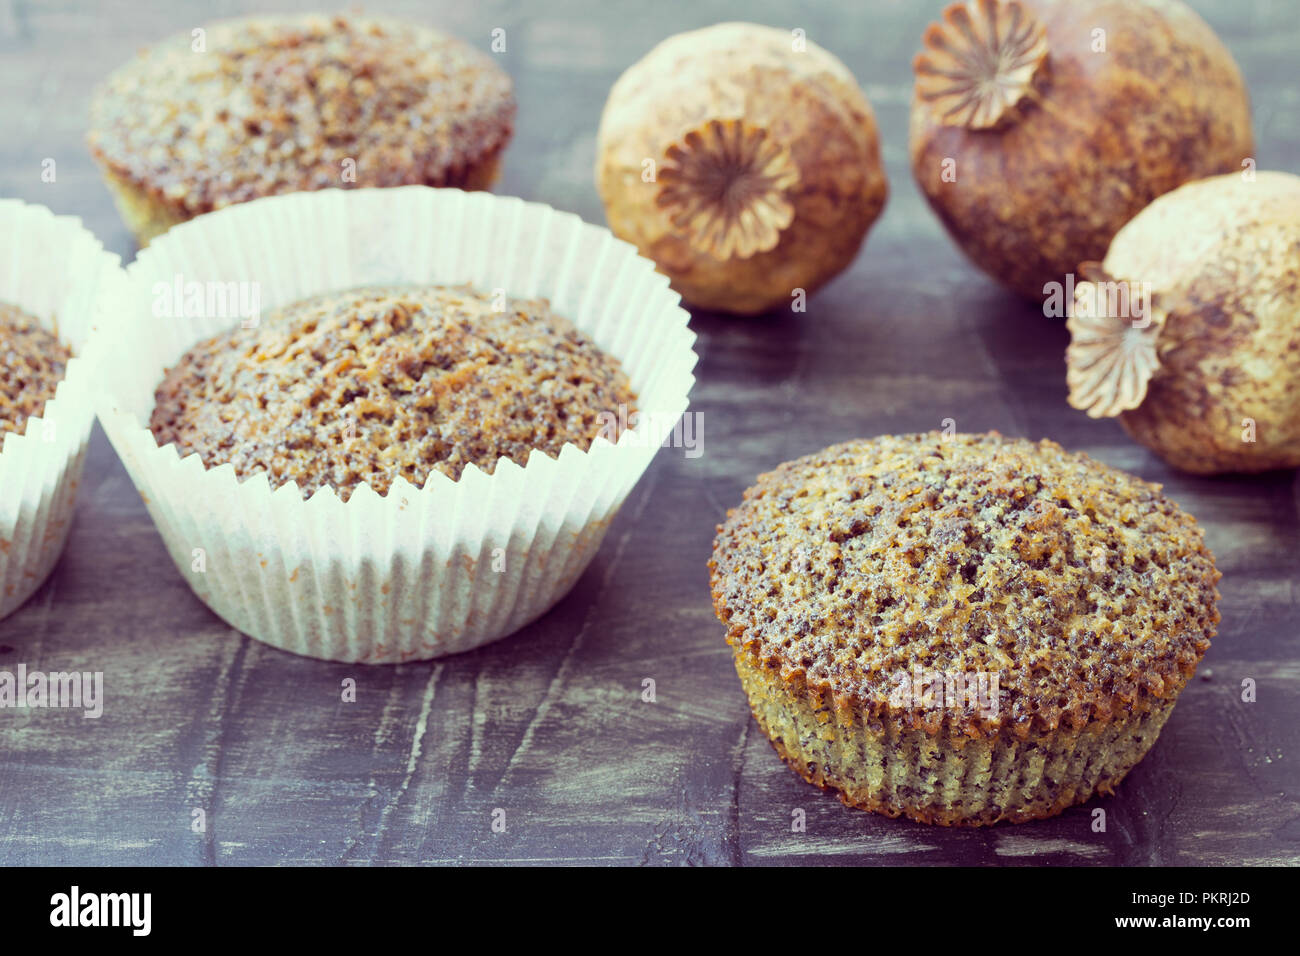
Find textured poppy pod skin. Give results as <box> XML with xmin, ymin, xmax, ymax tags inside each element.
<box><xmin>1066</xmin><ymin>171</ymin><xmax>1300</xmax><ymax>475</ymax></box>
<box><xmin>909</xmin><ymin>0</ymin><xmax>1254</xmax><ymax>301</ymax></box>
<box><xmin>596</xmin><ymin>22</ymin><xmax>888</xmax><ymax>316</ymax></box>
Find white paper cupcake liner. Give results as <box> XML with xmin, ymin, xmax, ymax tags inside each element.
<box><xmin>0</xmin><ymin>200</ymin><xmax>118</xmax><ymax>620</ymax></box>
<box><xmin>96</xmin><ymin>187</ymin><xmax>697</xmax><ymax>662</ymax></box>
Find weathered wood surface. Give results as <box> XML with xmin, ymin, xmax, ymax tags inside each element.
<box><xmin>0</xmin><ymin>0</ymin><xmax>1296</xmax><ymax>866</ymax></box>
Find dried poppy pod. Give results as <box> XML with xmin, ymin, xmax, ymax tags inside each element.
<box><xmin>1066</xmin><ymin>171</ymin><xmax>1300</xmax><ymax>474</ymax></box>
<box><xmin>596</xmin><ymin>22</ymin><xmax>888</xmax><ymax>316</ymax></box>
<box><xmin>909</xmin><ymin>0</ymin><xmax>1253</xmax><ymax>301</ymax></box>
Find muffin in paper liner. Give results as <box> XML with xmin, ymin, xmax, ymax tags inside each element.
<box><xmin>711</xmin><ymin>432</ymin><xmax>1220</xmax><ymax>825</ymax></box>
<box><xmin>0</xmin><ymin>200</ymin><xmax>118</xmax><ymax>621</ymax></box>
<box><xmin>96</xmin><ymin>187</ymin><xmax>697</xmax><ymax>663</ymax></box>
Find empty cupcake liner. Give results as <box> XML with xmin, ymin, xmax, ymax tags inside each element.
<box><xmin>0</xmin><ymin>200</ymin><xmax>119</xmax><ymax>620</ymax></box>
<box><xmin>96</xmin><ymin>187</ymin><xmax>697</xmax><ymax>662</ymax></box>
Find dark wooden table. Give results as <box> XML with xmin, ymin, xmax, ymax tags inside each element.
<box><xmin>0</xmin><ymin>0</ymin><xmax>1296</xmax><ymax>866</ymax></box>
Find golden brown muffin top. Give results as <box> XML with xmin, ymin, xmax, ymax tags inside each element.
<box><xmin>710</xmin><ymin>432</ymin><xmax>1220</xmax><ymax>737</ymax></box>
<box><xmin>0</xmin><ymin>302</ymin><xmax>71</xmax><ymax>440</ymax></box>
<box><xmin>87</xmin><ymin>14</ymin><xmax>515</xmax><ymax>214</ymax></box>
<box><xmin>150</xmin><ymin>284</ymin><xmax>637</xmax><ymax>501</ymax></box>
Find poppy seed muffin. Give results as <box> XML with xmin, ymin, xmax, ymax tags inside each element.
<box><xmin>149</xmin><ymin>284</ymin><xmax>637</xmax><ymax>501</ymax></box>
<box><xmin>0</xmin><ymin>301</ymin><xmax>72</xmax><ymax>440</ymax></box>
<box><xmin>710</xmin><ymin>432</ymin><xmax>1220</xmax><ymax>826</ymax></box>
<box><xmin>87</xmin><ymin>14</ymin><xmax>515</xmax><ymax>244</ymax></box>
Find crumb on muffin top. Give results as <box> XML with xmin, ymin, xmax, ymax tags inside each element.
<box><xmin>149</xmin><ymin>284</ymin><xmax>637</xmax><ymax>501</ymax></box>
<box><xmin>0</xmin><ymin>302</ymin><xmax>72</xmax><ymax>440</ymax></box>
<box><xmin>710</xmin><ymin>432</ymin><xmax>1221</xmax><ymax>737</ymax></box>
<box><xmin>87</xmin><ymin>14</ymin><xmax>515</xmax><ymax>214</ymax></box>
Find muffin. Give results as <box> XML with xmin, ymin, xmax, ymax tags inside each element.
<box><xmin>149</xmin><ymin>284</ymin><xmax>638</xmax><ymax>501</ymax></box>
<box><xmin>96</xmin><ymin>187</ymin><xmax>697</xmax><ymax>662</ymax></box>
<box><xmin>0</xmin><ymin>199</ymin><xmax>118</xmax><ymax>621</ymax></box>
<box><xmin>710</xmin><ymin>432</ymin><xmax>1220</xmax><ymax>825</ymax></box>
<box><xmin>0</xmin><ymin>302</ymin><xmax>72</xmax><ymax>441</ymax></box>
<box><xmin>87</xmin><ymin>13</ymin><xmax>515</xmax><ymax>245</ymax></box>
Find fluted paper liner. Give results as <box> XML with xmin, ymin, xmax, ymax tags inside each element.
<box><xmin>97</xmin><ymin>187</ymin><xmax>697</xmax><ymax>662</ymax></box>
<box><xmin>0</xmin><ymin>200</ymin><xmax>116</xmax><ymax>620</ymax></box>
<box><xmin>734</xmin><ymin>648</ymin><xmax>1177</xmax><ymax>826</ymax></box>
